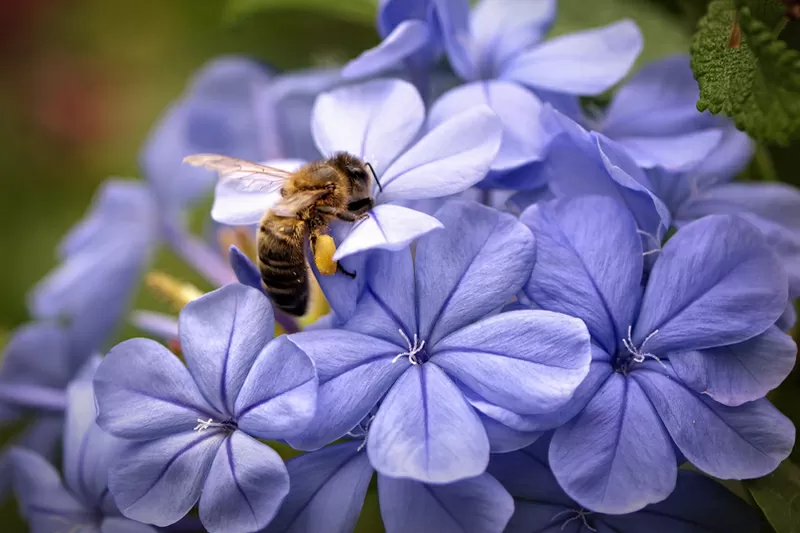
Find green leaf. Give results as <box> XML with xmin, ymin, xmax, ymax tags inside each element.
<box><xmin>735</xmin><ymin>0</ymin><xmax>787</xmax><ymax>27</ymax></box>
<box><xmin>745</xmin><ymin>461</ymin><xmax>800</xmax><ymax>533</ymax></box>
<box><xmin>226</xmin><ymin>0</ymin><xmax>378</xmax><ymax>26</ymax></box>
<box><xmin>691</xmin><ymin>0</ymin><xmax>800</xmax><ymax>144</ymax></box>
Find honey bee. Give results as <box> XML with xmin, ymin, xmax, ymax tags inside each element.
<box><xmin>183</xmin><ymin>152</ymin><xmax>379</xmax><ymax>316</ymax></box>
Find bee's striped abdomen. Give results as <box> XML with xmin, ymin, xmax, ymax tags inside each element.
<box><xmin>257</xmin><ymin>218</ymin><xmax>309</xmax><ymax>316</ymax></box>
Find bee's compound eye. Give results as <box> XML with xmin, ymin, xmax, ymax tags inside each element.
<box><xmin>346</xmin><ymin>165</ymin><xmax>367</xmax><ymax>178</ymax></box>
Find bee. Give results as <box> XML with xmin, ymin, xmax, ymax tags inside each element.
<box><xmin>183</xmin><ymin>152</ymin><xmax>379</xmax><ymax>316</ymax></box>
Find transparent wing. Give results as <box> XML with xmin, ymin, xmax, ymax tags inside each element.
<box><xmin>270</xmin><ymin>190</ymin><xmax>328</xmax><ymax>218</ymax></box>
<box><xmin>183</xmin><ymin>153</ymin><xmax>292</xmax><ymax>193</ymax></box>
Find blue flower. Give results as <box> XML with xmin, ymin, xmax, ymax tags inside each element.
<box><xmin>211</xmin><ymin>78</ymin><xmax>503</xmax><ymax>262</ymax></box>
<box><xmin>426</xmin><ymin>0</ymin><xmax>643</xmax><ymax>180</ymax></box>
<box><xmin>511</xmin><ymin>195</ymin><xmax>795</xmax><ymax>513</ymax></box>
<box><xmin>93</xmin><ymin>284</ymin><xmax>318</xmax><ymax>533</ymax></box>
<box><xmin>0</xmin><ymin>322</ymin><xmax>97</xmax><ymax>499</ymax></box>
<box><xmin>264</xmin><ymin>438</ymin><xmax>514</xmax><ymax>533</ymax></box>
<box><xmin>489</xmin><ymin>436</ymin><xmax>761</xmax><ymax>533</ymax></box>
<box><xmin>286</xmin><ymin>201</ymin><xmax>592</xmax><ymax>483</ymax></box>
<box><xmin>10</xmin><ymin>357</ymin><xmax>157</xmax><ymax>533</ymax></box>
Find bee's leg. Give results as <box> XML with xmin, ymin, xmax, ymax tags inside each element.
<box><xmin>337</xmin><ymin>263</ymin><xmax>357</xmax><ymax>279</ymax></box>
<box><xmin>317</xmin><ymin>205</ymin><xmax>369</xmax><ymax>222</ymax></box>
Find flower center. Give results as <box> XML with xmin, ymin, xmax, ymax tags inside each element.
<box><xmin>552</xmin><ymin>508</ymin><xmax>596</xmax><ymax>532</ymax></box>
<box><xmin>193</xmin><ymin>417</ymin><xmax>238</xmax><ymax>433</ymax></box>
<box><xmin>391</xmin><ymin>329</ymin><xmax>429</xmax><ymax>365</ymax></box>
<box><xmin>346</xmin><ymin>413</ymin><xmax>376</xmax><ymax>452</ymax></box>
<box><xmin>613</xmin><ymin>325</ymin><xmax>664</xmax><ymax>374</ymax></box>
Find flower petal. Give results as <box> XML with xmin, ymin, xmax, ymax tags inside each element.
<box><xmin>670</xmin><ymin>326</ymin><xmax>796</xmax><ymax>407</ymax></box>
<box><xmin>235</xmin><ymin>336</ymin><xmax>317</xmax><ymax>440</ymax></box>
<box><xmin>368</xmin><ymin>364</ymin><xmax>489</xmax><ymax>483</ymax></box>
<box><xmin>478</xmin><ymin>413</ymin><xmax>543</xmax><ymax>453</ymax></box>
<box><xmin>210</xmin><ymin>158</ymin><xmax>305</xmax><ymax>226</ymax></box>
<box><xmin>94</xmin><ymin>338</ymin><xmax>217</xmax><ymax>439</ymax></box>
<box><xmin>501</xmin><ymin>20</ymin><xmax>642</xmax><ymax>95</ymax></box>
<box><xmin>433</xmin><ymin>310</ymin><xmax>591</xmax><ymax>415</ymax></box>
<box><xmin>416</xmin><ymin>201</ymin><xmax>535</xmax><ymax>345</ymax></box>
<box><xmin>0</xmin><ymin>321</ymin><xmax>74</xmax><ymax>390</ymax></box>
<box><xmin>522</xmin><ymin>196</ymin><xmax>643</xmax><ymax>355</ymax></box>
<box><xmin>286</xmin><ymin>330</ymin><xmax>406</xmax><ymax>450</ymax></box>
<box><xmin>180</xmin><ymin>284</ymin><xmax>274</xmax><ymax>416</ymax></box>
<box><xmin>64</xmin><ymin>376</ymin><xmax>120</xmax><ymax>504</ymax></box>
<box><xmin>689</xmin><ymin>125</ymin><xmax>754</xmax><ymax>184</ymax></box>
<box><xmin>469</xmin><ymin>0</ymin><xmax>554</xmax><ymax>73</ymax></box>
<box><xmin>333</xmin><ymin>204</ymin><xmax>444</xmax><ymax>260</ymax></box>
<box><xmin>265</xmin><ymin>442</ymin><xmax>374</xmax><ymax>533</ymax></box>
<box><xmin>633</xmin><ymin>369</ymin><xmax>795</xmax><ymax>479</ymax></box>
<box><xmin>109</xmin><ymin>432</ymin><xmax>225</xmax><ymax>527</ymax></box>
<box><xmin>613</xmin><ymin>129</ymin><xmax>724</xmax><ymax>172</ymax></box>
<box><xmin>10</xmin><ymin>448</ymin><xmax>93</xmax><ymax>529</ymax></box>
<box><xmin>343</xmin><ymin>249</ymin><xmax>417</xmax><ymax>345</ymax></box>
<box><xmin>602</xmin><ymin>470</ymin><xmax>761</xmax><ymax>533</ymax></box>
<box><xmin>312</xmin><ymin>79</ymin><xmax>424</xmax><ymax>175</ymax></box>
<box><xmin>129</xmin><ymin>311</ymin><xmax>179</xmax><ymax>342</ymax></box>
<box><xmin>342</xmin><ymin>20</ymin><xmax>432</xmax><ymax>79</ymax></box>
<box><xmin>101</xmin><ymin>518</ymin><xmax>158</xmax><ymax>533</ymax></box>
<box><xmin>379</xmin><ymin>472</ymin><xmax>513</xmax><ymax>533</ymax></box>
<box><xmin>434</xmin><ymin>0</ymin><xmax>476</xmax><ymax>80</ymax></box>
<box><xmin>199</xmin><ymin>432</ymin><xmax>289</xmax><ymax>533</ymax></box>
<box><xmin>634</xmin><ymin>215</ymin><xmax>788</xmax><ymax>353</ymax></box>
<box><xmin>549</xmin><ymin>373</ymin><xmax>677</xmax><ymax>514</ymax></box>
<box><xmin>428</xmin><ymin>81</ymin><xmax>550</xmax><ymax>171</ymax></box>
<box><xmin>0</xmin><ymin>416</ymin><xmax>63</xmax><ymax>499</ymax></box>
<box><xmin>378</xmin><ymin>106</ymin><xmax>502</xmax><ymax>202</ymax></box>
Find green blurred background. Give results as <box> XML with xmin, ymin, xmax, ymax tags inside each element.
<box><xmin>0</xmin><ymin>0</ymin><xmax>797</xmax><ymax>530</ymax></box>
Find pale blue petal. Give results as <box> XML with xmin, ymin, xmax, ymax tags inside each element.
<box><xmin>342</xmin><ymin>20</ymin><xmax>432</xmax><ymax>79</ymax></box>
<box><xmin>199</xmin><ymin>432</ymin><xmax>289</xmax><ymax>533</ymax></box>
<box><xmin>432</xmin><ymin>310</ymin><xmax>591</xmax><ymax>415</ymax></box>
<box><xmin>550</xmin><ymin>373</ymin><xmax>677</xmax><ymax>514</ymax></box>
<box><xmin>634</xmin><ymin>215</ymin><xmax>788</xmax><ymax>353</ymax></box>
<box><xmin>368</xmin><ymin>364</ymin><xmax>489</xmax><ymax>484</ymax></box>
<box><xmin>416</xmin><ymin>201</ymin><xmax>535</xmax><ymax>345</ymax></box>
<box><xmin>129</xmin><ymin>311</ymin><xmax>179</xmax><ymax>341</ymax></box>
<box><xmin>266</xmin><ymin>442</ymin><xmax>374</xmax><ymax>533</ymax></box>
<box><xmin>333</xmin><ymin>204</ymin><xmax>444</xmax><ymax>260</ymax></box>
<box><xmin>180</xmin><ymin>284</ymin><xmax>275</xmax><ymax>416</ymax></box>
<box><xmin>94</xmin><ymin>338</ymin><xmax>218</xmax><ymax>439</ymax></box>
<box><xmin>379</xmin><ymin>106</ymin><xmax>502</xmax><ymax>201</ymax></box>
<box><xmin>312</xmin><ymin>79</ymin><xmax>424</xmax><ymax>176</ymax></box>
<box><xmin>501</xmin><ymin>20</ymin><xmax>642</xmax><ymax>95</ymax></box>
<box><xmin>427</xmin><ymin>81</ymin><xmax>550</xmax><ymax>171</ymax></box>
<box><xmin>379</xmin><ymin>472</ymin><xmax>513</xmax><ymax>533</ymax></box>
<box><xmin>101</xmin><ymin>518</ymin><xmax>158</xmax><ymax>533</ymax></box>
<box><xmin>235</xmin><ymin>336</ymin><xmax>317</xmax><ymax>440</ymax></box>
<box><xmin>286</xmin><ymin>330</ymin><xmax>406</xmax><ymax>450</ymax></box>
<box><xmin>633</xmin><ymin>369</ymin><xmax>795</xmax><ymax>480</ymax></box>
<box><xmin>109</xmin><ymin>432</ymin><xmax>225</xmax><ymax>527</ymax></box>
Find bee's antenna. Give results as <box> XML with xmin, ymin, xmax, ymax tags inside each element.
<box><xmin>367</xmin><ymin>162</ymin><xmax>383</xmax><ymax>192</ymax></box>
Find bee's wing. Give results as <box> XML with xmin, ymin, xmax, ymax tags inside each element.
<box><xmin>270</xmin><ymin>190</ymin><xmax>328</xmax><ymax>218</ymax></box>
<box><xmin>183</xmin><ymin>154</ymin><xmax>292</xmax><ymax>193</ymax></box>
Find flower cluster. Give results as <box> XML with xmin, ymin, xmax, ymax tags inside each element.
<box><xmin>2</xmin><ymin>1</ymin><xmax>799</xmax><ymax>533</ymax></box>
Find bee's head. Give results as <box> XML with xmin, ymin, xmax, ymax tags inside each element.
<box><xmin>329</xmin><ymin>152</ymin><xmax>380</xmax><ymax>197</ymax></box>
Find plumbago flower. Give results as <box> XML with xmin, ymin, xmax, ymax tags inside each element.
<box><xmin>93</xmin><ymin>284</ymin><xmax>318</xmax><ymax>533</ymax></box>
<box><xmin>427</xmin><ymin>0</ymin><xmax>643</xmax><ymax>183</ymax></box>
<box><xmin>0</xmin><ymin>322</ymin><xmax>96</xmax><ymax>499</ymax></box>
<box><xmin>211</xmin><ymin>77</ymin><xmax>502</xmax><ymax>263</ymax></box>
<box><xmin>10</xmin><ymin>358</ymin><xmax>156</xmax><ymax>533</ymax></box>
<box><xmin>265</xmin><ymin>431</ymin><xmax>514</xmax><ymax>533</ymax></box>
<box><xmin>508</xmin><ymin>195</ymin><xmax>795</xmax><ymax>513</ymax></box>
<box><xmin>286</xmin><ymin>201</ymin><xmax>592</xmax><ymax>483</ymax></box>
<box><xmin>489</xmin><ymin>436</ymin><xmax>761</xmax><ymax>533</ymax></box>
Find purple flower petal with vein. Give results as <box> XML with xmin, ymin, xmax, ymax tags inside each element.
<box><xmin>287</xmin><ymin>200</ymin><xmax>591</xmax><ymax>484</ymax></box>
<box><xmin>10</xmin><ymin>358</ymin><xmax>157</xmax><ymax>533</ymax></box>
<box><xmin>93</xmin><ymin>284</ymin><xmax>318</xmax><ymax>533</ymax></box>
<box><xmin>512</xmin><ymin>195</ymin><xmax>794</xmax><ymax>513</ymax></box>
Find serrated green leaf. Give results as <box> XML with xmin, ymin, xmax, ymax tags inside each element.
<box><xmin>692</xmin><ymin>0</ymin><xmax>800</xmax><ymax>144</ymax></box>
<box><xmin>735</xmin><ymin>0</ymin><xmax>787</xmax><ymax>27</ymax></box>
<box><xmin>226</xmin><ymin>0</ymin><xmax>378</xmax><ymax>26</ymax></box>
<box><xmin>745</xmin><ymin>461</ymin><xmax>800</xmax><ymax>533</ymax></box>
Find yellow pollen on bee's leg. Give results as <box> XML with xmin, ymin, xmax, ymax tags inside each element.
<box><xmin>314</xmin><ymin>234</ymin><xmax>338</xmax><ymax>276</ymax></box>
<box><xmin>145</xmin><ymin>272</ymin><xmax>204</xmax><ymax>312</ymax></box>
